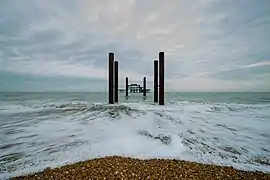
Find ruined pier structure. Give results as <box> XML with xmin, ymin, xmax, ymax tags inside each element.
<box><xmin>108</xmin><ymin>52</ymin><xmax>165</xmax><ymax>105</ymax></box>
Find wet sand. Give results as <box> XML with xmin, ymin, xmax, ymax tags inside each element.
<box><xmin>12</xmin><ymin>156</ymin><xmax>270</xmax><ymax>180</ymax></box>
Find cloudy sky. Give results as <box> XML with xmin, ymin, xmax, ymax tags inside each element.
<box><xmin>0</xmin><ymin>0</ymin><xmax>270</xmax><ymax>92</ymax></box>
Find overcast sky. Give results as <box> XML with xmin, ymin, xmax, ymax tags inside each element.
<box><xmin>0</xmin><ymin>0</ymin><xmax>270</xmax><ymax>92</ymax></box>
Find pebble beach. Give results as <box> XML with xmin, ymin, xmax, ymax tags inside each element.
<box><xmin>12</xmin><ymin>156</ymin><xmax>270</xmax><ymax>180</ymax></box>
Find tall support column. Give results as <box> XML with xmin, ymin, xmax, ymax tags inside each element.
<box><xmin>143</xmin><ymin>77</ymin><xmax>146</xmax><ymax>97</ymax></box>
<box><xmin>154</xmin><ymin>60</ymin><xmax>158</xmax><ymax>103</ymax></box>
<box><xmin>125</xmin><ymin>77</ymin><xmax>128</xmax><ymax>97</ymax></box>
<box><xmin>114</xmin><ymin>61</ymin><xmax>118</xmax><ymax>103</ymax></box>
<box><xmin>108</xmin><ymin>52</ymin><xmax>114</xmax><ymax>104</ymax></box>
<box><xmin>159</xmin><ymin>52</ymin><xmax>165</xmax><ymax>105</ymax></box>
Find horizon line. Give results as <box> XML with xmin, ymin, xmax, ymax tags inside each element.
<box><xmin>0</xmin><ymin>91</ymin><xmax>270</xmax><ymax>93</ymax></box>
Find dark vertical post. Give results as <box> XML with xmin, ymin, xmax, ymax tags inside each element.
<box><xmin>154</xmin><ymin>60</ymin><xmax>158</xmax><ymax>103</ymax></box>
<box><xmin>125</xmin><ymin>77</ymin><xmax>128</xmax><ymax>97</ymax></box>
<box><xmin>143</xmin><ymin>77</ymin><xmax>146</xmax><ymax>97</ymax></box>
<box><xmin>109</xmin><ymin>52</ymin><xmax>114</xmax><ymax>104</ymax></box>
<box><xmin>159</xmin><ymin>52</ymin><xmax>165</xmax><ymax>105</ymax></box>
<box><xmin>114</xmin><ymin>61</ymin><xmax>118</xmax><ymax>103</ymax></box>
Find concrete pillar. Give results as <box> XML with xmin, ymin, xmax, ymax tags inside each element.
<box><xmin>154</xmin><ymin>60</ymin><xmax>158</xmax><ymax>103</ymax></box>
<box><xmin>143</xmin><ymin>77</ymin><xmax>146</xmax><ymax>97</ymax></box>
<box><xmin>159</xmin><ymin>52</ymin><xmax>165</xmax><ymax>105</ymax></box>
<box><xmin>125</xmin><ymin>77</ymin><xmax>128</xmax><ymax>97</ymax></box>
<box><xmin>114</xmin><ymin>61</ymin><xmax>118</xmax><ymax>103</ymax></box>
<box><xmin>108</xmin><ymin>52</ymin><xmax>114</xmax><ymax>104</ymax></box>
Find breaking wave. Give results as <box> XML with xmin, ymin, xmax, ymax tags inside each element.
<box><xmin>0</xmin><ymin>95</ymin><xmax>270</xmax><ymax>179</ymax></box>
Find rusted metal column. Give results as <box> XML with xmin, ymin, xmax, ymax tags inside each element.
<box><xmin>125</xmin><ymin>77</ymin><xmax>128</xmax><ymax>97</ymax></box>
<box><xmin>108</xmin><ymin>52</ymin><xmax>114</xmax><ymax>104</ymax></box>
<box><xmin>154</xmin><ymin>60</ymin><xmax>158</xmax><ymax>103</ymax></box>
<box><xmin>159</xmin><ymin>52</ymin><xmax>165</xmax><ymax>105</ymax></box>
<box><xmin>143</xmin><ymin>77</ymin><xmax>146</xmax><ymax>97</ymax></box>
<box><xmin>114</xmin><ymin>61</ymin><xmax>118</xmax><ymax>103</ymax></box>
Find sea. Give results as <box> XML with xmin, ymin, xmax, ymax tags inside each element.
<box><xmin>0</xmin><ymin>92</ymin><xmax>270</xmax><ymax>179</ymax></box>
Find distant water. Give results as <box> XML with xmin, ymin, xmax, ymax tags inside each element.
<box><xmin>0</xmin><ymin>92</ymin><xmax>270</xmax><ymax>179</ymax></box>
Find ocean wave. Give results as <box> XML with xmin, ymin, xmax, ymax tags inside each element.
<box><xmin>1</xmin><ymin>98</ymin><xmax>270</xmax><ymax>179</ymax></box>
<box><xmin>0</xmin><ymin>102</ymin><xmax>147</xmax><ymax>120</ymax></box>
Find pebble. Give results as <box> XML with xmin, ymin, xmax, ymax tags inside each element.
<box><xmin>11</xmin><ymin>156</ymin><xmax>270</xmax><ymax>180</ymax></box>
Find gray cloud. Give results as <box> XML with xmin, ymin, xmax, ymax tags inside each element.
<box><xmin>0</xmin><ymin>0</ymin><xmax>269</xmax><ymax>91</ymax></box>
<box><xmin>212</xmin><ymin>64</ymin><xmax>270</xmax><ymax>80</ymax></box>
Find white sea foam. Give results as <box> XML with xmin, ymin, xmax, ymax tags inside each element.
<box><xmin>1</xmin><ymin>98</ymin><xmax>270</xmax><ymax>179</ymax></box>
